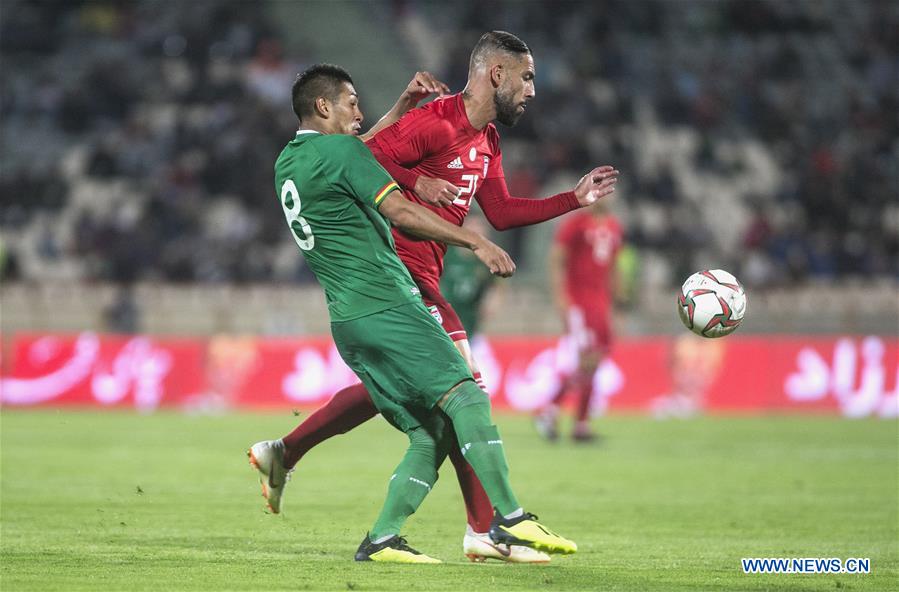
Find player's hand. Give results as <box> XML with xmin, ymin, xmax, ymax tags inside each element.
<box><xmin>471</xmin><ymin>238</ymin><xmax>516</xmax><ymax>278</ymax></box>
<box><xmin>574</xmin><ymin>166</ymin><xmax>619</xmax><ymax>207</ymax></box>
<box><xmin>414</xmin><ymin>176</ymin><xmax>460</xmax><ymax>207</ymax></box>
<box><xmin>401</xmin><ymin>71</ymin><xmax>451</xmax><ymax>106</ymax></box>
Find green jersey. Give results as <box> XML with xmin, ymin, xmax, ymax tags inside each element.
<box><xmin>440</xmin><ymin>245</ymin><xmax>495</xmax><ymax>336</ymax></box>
<box><xmin>274</xmin><ymin>131</ymin><xmax>420</xmax><ymax>322</ymax></box>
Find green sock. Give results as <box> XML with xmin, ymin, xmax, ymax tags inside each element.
<box><xmin>440</xmin><ymin>380</ymin><xmax>520</xmax><ymax>515</ymax></box>
<box><xmin>370</xmin><ymin>425</ymin><xmax>450</xmax><ymax>540</ymax></box>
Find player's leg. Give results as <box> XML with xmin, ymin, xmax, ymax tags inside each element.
<box><xmin>421</xmin><ymin>291</ymin><xmax>494</xmax><ymax>530</ymax></box>
<box><xmin>571</xmin><ymin>349</ymin><xmax>600</xmax><ymax>441</ymax></box>
<box><xmin>439</xmin><ymin>379</ymin><xmax>577</xmax><ymax>555</ymax></box>
<box><xmin>333</xmin><ymin>302</ymin><xmax>468</xmax><ymax>562</ymax></box>
<box><xmin>572</xmin><ymin>310</ymin><xmax>611</xmax><ymax>441</ymax></box>
<box><xmin>535</xmin><ymin>307</ymin><xmax>585</xmax><ymax>441</ymax></box>
<box><xmin>535</xmin><ymin>377</ymin><xmax>567</xmax><ymax>441</ymax></box>
<box><xmin>280</xmin><ymin>382</ymin><xmax>378</xmax><ymax>469</ymax></box>
<box><xmin>356</xmin><ymin>302</ymin><xmax>574</xmax><ymax>556</ymax></box>
<box><xmin>425</xmin><ymin>289</ymin><xmax>550</xmax><ymax>562</ymax></box>
<box><xmin>357</xmin><ymin>411</ymin><xmax>452</xmax><ymax>563</ymax></box>
<box><xmin>445</xmin><ymin>334</ymin><xmax>495</xmax><ymax>532</ymax></box>
<box><xmin>247</xmin><ymin>382</ymin><xmax>378</xmax><ymax>514</ymax></box>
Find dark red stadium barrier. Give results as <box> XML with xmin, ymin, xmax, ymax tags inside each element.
<box><xmin>1</xmin><ymin>333</ymin><xmax>896</xmax><ymax>417</ymax></box>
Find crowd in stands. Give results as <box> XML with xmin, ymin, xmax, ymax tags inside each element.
<box><xmin>422</xmin><ymin>0</ymin><xmax>898</xmax><ymax>286</ymax></box>
<box><xmin>2</xmin><ymin>0</ymin><xmax>896</xmax><ymax>289</ymax></box>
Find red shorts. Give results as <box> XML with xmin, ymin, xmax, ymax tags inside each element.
<box><xmin>413</xmin><ymin>274</ymin><xmax>468</xmax><ymax>342</ymax></box>
<box><xmin>565</xmin><ymin>305</ymin><xmax>613</xmax><ymax>353</ymax></box>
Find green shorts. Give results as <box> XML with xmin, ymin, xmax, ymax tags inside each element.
<box><xmin>331</xmin><ymin>301</ymin><xmax>473</xmax><ymax>433</ymax></box>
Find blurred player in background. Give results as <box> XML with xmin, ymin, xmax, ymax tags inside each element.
<box><xmin>440</xmin><ymin>215</ymin><xmax>501</xmax><ymax>342</ymax></box>
<box><xmin>271</xmin><ymin>31</ymin><xmax>618</xmax><ymax>563</ymax></box>
<box><xmin>441</xmin><ymin>214</ymin><xmax>505</xmax><ymax>395</ymax></box>
<box><xmin>650</xmin><ymin>333</ymin><xmax>725</xmax><ymax>419</ymax></box>
<box><xmin>250</xmin><ymin>63</ymin><xmax>578</xmax><ymax>563</ymax></box>
<box><xmin>535</xmin><ymin>195</ymin><xmax>624</xmax><ymax>442</ymax></box>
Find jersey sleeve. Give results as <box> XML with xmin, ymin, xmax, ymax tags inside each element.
<box><xmin>475</xmin><ymin>177</ymin><xmax>580</xmax><ymax>231</ymax></box>
<box><xmin>365</xmin><ymin>106</ymin><xmax>447</xmax><ymax>189</ymax></box>
<box><xmin>324</xmin><ymin>135</ymin><xmax>399</xmax><ymax>208</ymax></box>
<box><xmin>367</xmin><ymin>142</ymin><xmax>419</xmax><ymax>190</ymax></box>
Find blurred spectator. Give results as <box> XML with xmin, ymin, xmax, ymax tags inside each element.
<box><xmin>104</xmin><ymin>284</ymin><xmax>141</xmax><ymax>334</ymax></box>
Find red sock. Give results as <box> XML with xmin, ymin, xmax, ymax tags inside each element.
<box><xmin>281</xmin><ymin>383</ymin><xmax>378</xmax><ymax>469</ymax></box>
<box><xmin>575</xmin><ymin>373</ymin><xmax>594</xmax><ymax>422</ymax></box>
<box><xmin>472</xmin><ymin>371</ymin><xmax>487</xmax><ymax>393</ymax></box>
<box><xmin>448</xmin><ymin>444</ymin><xmax>495</xmax><ymax>533</ymax></box>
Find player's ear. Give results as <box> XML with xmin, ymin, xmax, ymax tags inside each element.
<box><xmin>314</xmin><ymin>96</ymin><xmax>330</xmax><ymax>119</ymax></box>
<box><xmin>489</xmin><ymin>63</ymin><xmax>503</xmax><ymax>89</ymax></box>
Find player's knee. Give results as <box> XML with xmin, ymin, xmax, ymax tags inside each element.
<box><xmin>440</xmin><ymin>379</ymin><xmax>490</xmax><ymax>417</ymax></box>
<box><xmin>433</xmin><ymin>426</ymin><xmax>456</xmax><ymax>465</ymax></box>
<box><xmin>408</xmin><ymin>426</ymin><xmax>439</xmax><ymax>454</ymax></box>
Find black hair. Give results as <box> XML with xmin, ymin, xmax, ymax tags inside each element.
<box><xmin>291</xmin><ymin>63</ymin><xmax>354</xmax><ymax>121</ymax></box>
<box><xmin>469</xmin><ymin>30</ymin><xmax>531</xmax><ymax>71</ymax></box>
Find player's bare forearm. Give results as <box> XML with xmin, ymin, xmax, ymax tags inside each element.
<box><xmin>359</xmin><ymin>71</ymin><xmax>450</xmax><ymax>142</ymax></box>
<box><xmin>379</xmin><ymin>191</ymin><xmax>515</xmax><ymax>277</ymax></box>
<box><xmin>380</xmin><ymin>191</ymin><xmax>479</xmax><ymax>249</ymax></box>
<box><xmin>360</xmin><ymin>103</ymin><xmax>411</xmax><ymax>143</ymax></box>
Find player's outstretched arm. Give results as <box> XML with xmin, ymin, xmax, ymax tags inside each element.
<box><xmin>475</xmin><ymin>166</ymin><xmax>620</xmax><ymax>230</ymax></box>
<box><xmin>378</xmin><ymin>191</ymin><xmax>515</xmax><ymax>277</ymax></box>
<box><xmin>359</xmin><ymin>71</ymin><xmax>450</xmax><ymax>142</ymax></box>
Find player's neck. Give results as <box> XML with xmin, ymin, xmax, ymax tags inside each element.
<box><xmin>297</xmin><ymin>119</ymin><xmax>332</xmax><ymax>135</ymax></box>
<box><xmin>461</xmin><ymin>89</ymin><xmax>495</xmax><ymax>131</ymax></box>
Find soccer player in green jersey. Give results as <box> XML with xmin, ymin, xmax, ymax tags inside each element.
<box><xmin>249</xmin><ymin>63</ymin><xmax>577</xmax><ymax>563</ymax></box>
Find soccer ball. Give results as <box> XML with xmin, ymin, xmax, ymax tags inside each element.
<box><xmin>677</xmin><ymin>269</ymin><xmax>747</xmax><ymax>338</ymax></box>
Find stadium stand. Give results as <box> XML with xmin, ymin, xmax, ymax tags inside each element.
<box><xmin>1</xmin><ymin>0</ymin><xmax>896</xmax><ymax>334</ymax></box>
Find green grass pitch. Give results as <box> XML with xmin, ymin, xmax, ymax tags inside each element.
<box><xmin>1</xmin><ymin>410</ymin><xmax>896</xmax><ymax>591</ymax></box>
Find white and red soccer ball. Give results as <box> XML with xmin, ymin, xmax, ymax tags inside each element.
<box><xmin>678</xmin><ymin>269</ymin><xmax>747</xmax><ymax>338</ymax></box>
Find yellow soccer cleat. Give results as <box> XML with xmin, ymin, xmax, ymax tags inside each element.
<box><xmin>355</xmin><ymin>534</ymin><xmax>442</xmax><ymax>564</ymax></box>
<box><xmin>488</xmin><ymin>511</ymin><xmax>578</xmax><ymax>555</ymax></box>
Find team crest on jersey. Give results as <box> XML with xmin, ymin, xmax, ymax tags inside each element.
<box><xmin>482</xmin><ymin>156</ymin><xmax>489</xmax><ymax>177</ymax></box>
<box><xmin>427</xmin><ymin>305</ymin><xmax>443</xmax><ymax>324</ymax></box>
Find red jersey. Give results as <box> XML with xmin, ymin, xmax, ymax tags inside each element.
<box><xmin>367</xmin><ymin>93</ymin><xmax>579</xmax><ymax>287</ymax></box>
<box><xmin>555</xmin><ymin>211</ymin><xmax>623</xmax><ymax>313</ymax></box>
<box><xmin>366</xmin><ymin>94</ymin><xmax>503</xmax><ymax>283</ymax></box>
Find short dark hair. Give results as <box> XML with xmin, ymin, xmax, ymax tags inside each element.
<box><xmin>291</xmin><ymin>63</ymin><xmax>354</xmax><ymax>121</ymax></box>
<box><xmin>469</xmin><ymin>30</ymin><xmax>530</xmax><ymax>71</ymax></box>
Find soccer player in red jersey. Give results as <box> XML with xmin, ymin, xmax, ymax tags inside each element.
<box><xmin>535</xmin><ymin>195</ymin><xmax>624</xmax><ymax>442</ymax></box>
<box><xmin>275</xmin><ymin>31</ymin><xmax>619</xmax><ymax>562</ymax></box>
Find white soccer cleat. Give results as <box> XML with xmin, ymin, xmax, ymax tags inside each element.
<box><xmin>463</xmin><ymin>527</ymin><xmax>551</xmax><ymax>563</ymax></box>
<box><xmin>247</xmin><ymin>439</ymin><xmax>291</xmax><ymax>514</ymax></box>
